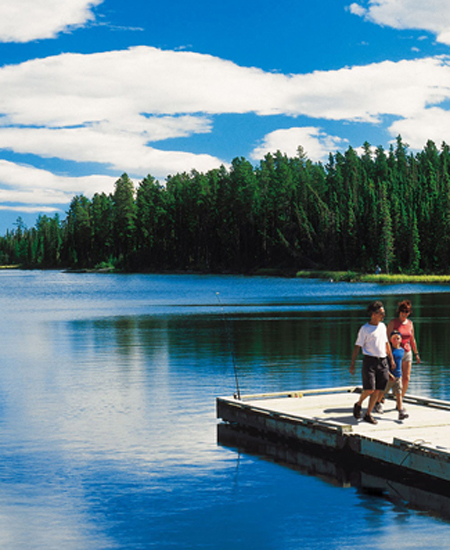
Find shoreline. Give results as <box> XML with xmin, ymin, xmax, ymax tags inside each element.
<box><xmin>296</xmin><ymin>270</ymin><xmax>450</xmax><ymax>284</ymax></box>
<box><xmin>2</xmin><ymin>264</ymin><xmax>450</xmax><ymax>283</ymax></box>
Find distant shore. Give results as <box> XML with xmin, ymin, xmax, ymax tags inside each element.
<box><xmin>296</xmin><ymin>270</ymin><xmax>450</xmax><ymax>283</ymax></box>
<box><xmin>2</xmin><ymin>264</ymin><xmax>450</xmax><ymax>284</ymax></box>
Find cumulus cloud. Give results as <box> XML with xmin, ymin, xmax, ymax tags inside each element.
<box><xmin>0</xmin><ymin>205</ymin><xmax>59</xmax><ymax>213</ymax></box>
<box><xmin>348</xmin><ymin>3</ymin><xmax>367</xmax><ymax>17</ymax></box>
<box><xmin>2</xmin><ymin>47</ymin><xmax>449</xmax><ymax>127</ymax></box>
<box><xmin>0</xmin><ymin>126</ymin><xmax>224</xmax><ymax>179</ymax></box>
<box><xmin>349</xmin><ymin>0</ymin><xmax>450</xmax><ymax>45</ymax></box>
<box><xmin>0</xmin><ymin>160</ymin><xmax>116</xmax><ymax>207</ymax></box>
<box><xmin>0</xmin><ymin>48</ymin><xmax>450</xmax><ymax>171</ymax></box>
<box><xmin>1</xmin><ymin>46</ymin><xmax>450</xmax><ymax>206</ymax></box>
<box><xmin>0</xmin><ymin>0</ymin><xmax>103</xmax><ymax>43</ymax></box>
<box><xmin>388</xmin><ymin>107</ymin><xmax>450</xmax><ymax>148</ymax></box>
<box><xmin>250</xmin><ymin>127</ymin><xmax>348</xmax><ymax>162</ymax></box>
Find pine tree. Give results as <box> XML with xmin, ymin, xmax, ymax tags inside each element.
<box><xmin>113</xmin><ymin>173</ymin><xmax>136</xmax><ymax>264</ymax></box>
<box><xmin>64</xmin><ymin>195</ymin><xmax>92</xmax><ymax>267</ymax></box>
<box><xmin>91</xmin><ymin>193</ymin><xmax>114</xmax><ymax>265</ymax></box>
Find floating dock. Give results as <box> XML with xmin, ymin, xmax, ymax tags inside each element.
<box><xmin>216</xmin><ymin>386</ymin><xmax>450</xmax><ymax>484</ymax></box>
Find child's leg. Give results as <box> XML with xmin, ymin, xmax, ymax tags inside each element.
<box><xmin>378</xmin><ymin>379</ymin><xmax>393</xmax><ymax>403</ymax></box>
<box><xmin>396</xmin><ymin>381</ymin><xmax>409</xmax><ymax>419</ymax></box>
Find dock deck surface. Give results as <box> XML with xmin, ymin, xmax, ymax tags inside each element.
<box><xmin>217</xmin><ymin>387</ymin><xmax>450</xmax><ymax>482</ymax></box>
<box><xmin>246</xmin><ymin>389</ymin><xmax>450</xmax><ymax>452</ymax></box>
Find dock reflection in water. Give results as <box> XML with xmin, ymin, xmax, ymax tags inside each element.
<box><xmin>218</xmin><ymin>423</ymin><xmax>450</xmax><ymax>522</ymax></box>
<box><xmin>1</xmin><ymin>272</ymin><xmax>450</xmax><ymax>548</ymax></box>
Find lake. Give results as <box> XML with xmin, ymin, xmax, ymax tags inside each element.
<box><xmin>0</xmin><ymin>270</ymin><xmax>450</xmax><ymax>549</ymax></box>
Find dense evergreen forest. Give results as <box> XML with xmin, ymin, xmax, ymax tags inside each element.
<box><xmin>1</xmin><ymin>136</ymin><xmax>450</xmax><ymax>274</ymax></box>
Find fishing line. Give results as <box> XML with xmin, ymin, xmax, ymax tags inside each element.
<box><xmin>216</xmin><ymin>292</ymin><xmax>241</xmax><ymax>400</ymax></box>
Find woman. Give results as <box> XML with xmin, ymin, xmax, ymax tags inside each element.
<box><xmin>387</xmin><ymin>300</ymin><xmax>421</xmax><ymax>396</ymax></box>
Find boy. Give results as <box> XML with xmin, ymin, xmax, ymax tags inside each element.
<box><xmin>350</xmin><ymin>301</ymin><xmax>395</xmax><ymax>425</ymax></box>
<box><xmin>375</xmin><ymin>330</ymin><xmax>409</xmax><ymax>421</ymax></box>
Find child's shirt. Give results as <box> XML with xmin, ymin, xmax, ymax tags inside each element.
<box><xmin>391</xmin><ymin>346</ymin><xmax>404</xmax><ymax>377</ymax></box>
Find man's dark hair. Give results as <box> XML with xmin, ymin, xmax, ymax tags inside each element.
<box><xmin>367</xmin><ymin>300</ymin><xmax>384</xmax><ymax>315</ymax></box>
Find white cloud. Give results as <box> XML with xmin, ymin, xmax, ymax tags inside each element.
<box><xmin>0</xmin><ymin>48</ymin><xmax>450</xmax><ymax>176</ymax></box>
<box><xmin>0</xmin><ymin>205</ymin><xmax>60</xmax><ymax>213</ymax></box>
<box><xmin>250</xmin><ymin>127</ymin><xmax>348</xmax><ymax>162</ymax></box>
<box><xmin>349</xmin><ymin>0</ymin><xmax>450</xmax><ymax>45</ymax></box>
<box><xmin>1</xmin><ymin>47</ymin><xmax>450</xmax><ymax>205</ymax></box>
<box><xmin>0</xmin><ymin>126</ymin><xmax>224</xmax><ymax>179</ymax></box>
<box><xmin>0</xmin><ymin>0</ymin><xmax>103</xmax><ymax>43</ymax></box>
<box><xmin>388</xmin><ymin>107</ymin><xmax>450</xmax><ymax>148</ymax></box>
<box><xmin>2</xmin><ymin>47</ymin><xmax>449</xmax><ymax>127</ymax></box>
<box><xmin>0</xmin><ymin>160</ymin><xmax>116</xmax><ymax>206</ymax></box>
<box><xmin>348</xmin><ymin>3</ymin><xmax>367</xmax><ymax>17</ymax></box>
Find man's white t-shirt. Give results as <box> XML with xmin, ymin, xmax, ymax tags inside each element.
<box><xmin>355</xmin><ymin>322</ymin><xmax>388</xmax><ymax>357</ymax></box>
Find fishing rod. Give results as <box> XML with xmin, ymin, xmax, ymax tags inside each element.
<box><xmin>216</xmin><ymin>292</ymin><xmax>241</xmax><ymax>400</ymax></box>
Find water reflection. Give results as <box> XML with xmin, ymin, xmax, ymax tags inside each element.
<box><xmin>0</xmin><ymin>272</ymin><xmax>449</xmax><ymax>548</ymax></box>
<box><xmin>17</xmin><ymin>300</ymin><xmax>450</xmax><ymax>470</ymax></box>
<box><xmin>217</xmin><ymin>423</ymin><xmax>450</xmax><ymax>523</ymax></box>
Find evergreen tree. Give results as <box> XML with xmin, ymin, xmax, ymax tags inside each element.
<box><xmin>35</xmin><ymin>214</ymin><xmax>62</xmax><ymax>267</ymax></box>
<box><xmin>134</xmin><ymin>175</ymin><xmax>166</xmax><ymax>268</ymax></box>
<box><xmin>112</xmin><ymin>173</ymin><xmax>136</xmax><ymax>263</ymax></box>
<box><xmin>91</xmin><ymin>192</ymin><xmax>114</xmax><ymax>265</ymax></box>
<box><xmin>378</xmin><ymin>181</ymin><xmax>395</xmax><ymax>273</ymax></box>
<box><xmin>409</xmin><ymin>210</ymin><xmax>421</xmax><ymax>272</ymax></box>
<box><xmin>63</xmin><ymin>195</ymin><xmax>92</xmax><ymax>267</ymax></box>
<box><xmin>1</xmin><ymin>135</ymin><xmax>450</xmax><ymax>274</ymax></box>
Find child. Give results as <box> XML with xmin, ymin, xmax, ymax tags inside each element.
<box><xmin>374</xmin><ymin>330</ymin><xmax>409</xmax><ymax>420</ymax></box>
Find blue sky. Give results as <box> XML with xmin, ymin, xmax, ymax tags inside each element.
<box><xmin>1</xmin><ymin>0</ymin><xmax>450</xmax><ymax>232</ymax></box>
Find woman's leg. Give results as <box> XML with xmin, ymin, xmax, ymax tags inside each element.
<box><xmin>402</xmin><ymin>360</ymin><xmax>412</xmax><ymax>396</ymax></box>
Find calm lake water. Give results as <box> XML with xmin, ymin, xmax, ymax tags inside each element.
<box><xmin>1</xmin><ymin>270</ymin><xmax>450</xmax><ymax>549</ymax></box>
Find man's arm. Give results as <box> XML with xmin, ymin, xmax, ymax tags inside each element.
<box><xmin>386</xmin><ymin>342</ymin><xmax>395</xmax><ymax>368</ymax></box>
<box><xmin>350</xmin><ymin>345</ymin><xmax>361</xmax><ymax>375</ymax></box>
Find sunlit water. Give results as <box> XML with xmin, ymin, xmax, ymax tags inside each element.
<box><xmin>0</xmin><ymin>271</ymin><xmax>449</xmax><ymax>549</ymax></box>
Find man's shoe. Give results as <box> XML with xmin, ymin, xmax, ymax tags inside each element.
<box><xmin>353</xmin><ymin>402</ymin><xmax>362</xmax><ymax>419</ymax></box>
<box><xmin>363</xmin><ymin>413</ymin><xmax>378</xmax><ymax>424</ymax></box>
<box><xmin>374</xmin><ymin>402</ymin><xmax>383</xmax><ymax>414</ymax></box>
<box><xmin>398</xmin><ymin>409</ymin><xmax>409</xmax><ymax>420</ymax></box>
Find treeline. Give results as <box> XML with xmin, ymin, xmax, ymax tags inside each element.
<box><xmin>1</xmin><ymin>136</ymin><xmax>450</xmax><ymax>273</ymax></box>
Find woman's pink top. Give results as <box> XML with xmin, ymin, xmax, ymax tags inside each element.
<box><xmin>391</xmin><ymin>318</ymin><xmax>413</xmax><ymax>352</ymax></box>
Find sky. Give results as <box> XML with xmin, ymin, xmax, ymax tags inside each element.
<box><xmin>1</xmin><ymin>0</ymin><xmax>450</xmax><ymax>232</ymax></box>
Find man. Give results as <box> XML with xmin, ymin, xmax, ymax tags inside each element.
<box><xmin>350</xmin><ymin>300</ymin><xmax>394</xmax><ymax>425</ymax></box>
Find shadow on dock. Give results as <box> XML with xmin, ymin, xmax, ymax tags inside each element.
<box><xmin>217</xmin><ymin>422</ymin><xmax>450</xmax><ymax>522</ymax></box>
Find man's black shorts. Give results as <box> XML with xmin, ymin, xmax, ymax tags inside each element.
<box><xmin>362</xmin><ymin>355</ymin><xmax>389</xmax><ymax>390</ymax></box>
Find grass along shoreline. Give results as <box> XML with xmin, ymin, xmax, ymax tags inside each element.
<box><xmin>296</xmin><ymin>270</ymin><xmax>450</xmax><ymax>283</ymax></box>
<box><xmin>2</xmin><ymin>264</ymin><xmax>450</xmax><ymax>283</ymax></box>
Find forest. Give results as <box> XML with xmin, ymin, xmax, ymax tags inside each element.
<box><xmin>0</xmin><ymin>136</ymin><xmax>449</xmax><ymax>274</ymax></box>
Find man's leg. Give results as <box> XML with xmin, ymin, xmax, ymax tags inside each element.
<box><xmin>353</xmin><ymin>389</ymin><xmax>374</xmax><ymax>419</ymax></box>
<box><xmin>367</xmin><ymin>390</ymin><xmax>381</xmax><ymax>415</ymax></box>
<box><xmin>354</xmin><ymin>356</ymin><xmax>377</xmax><ymax>419</ymax></box>
<box><xmin>356</xmin><ymin>389</ymin><xmax>373</xmax><ymax>406</ymax></box>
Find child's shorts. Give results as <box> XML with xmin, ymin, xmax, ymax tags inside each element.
<box><xmin>385</xmin><ymin>377</ymin><xmax>402</xmax><ymax>395</ymax></box>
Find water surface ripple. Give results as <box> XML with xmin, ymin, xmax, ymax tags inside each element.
<box><xmin>0</xmin><ymin>271</ymin><xmax>449</xmax><ymax>549</ymax></box>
